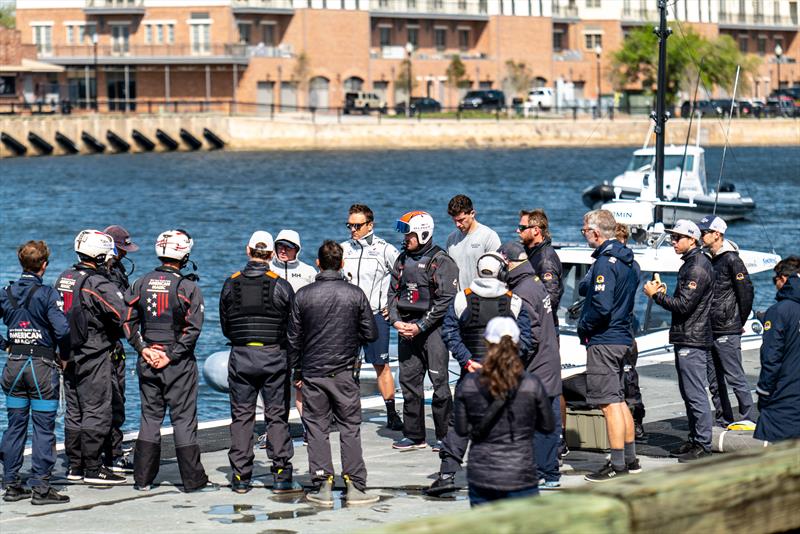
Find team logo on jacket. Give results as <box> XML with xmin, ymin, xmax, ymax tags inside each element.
<box><xmin>688</xmin><ymin>281</ymin><xmax>697</xmax><ymax>290</ymax></box>
<box><xmin>763</xmin><ymin>320</ymin><xmax>771</xmax><ymax>331</ymax></box>
<box><xmin>18</xmin><ymin>321</ymin><xmax>30</xmax><ymax>329</ymax></box>
<box><xmin>146</xmin><ymin>278</ymin><xmax>172</xmax><ymax>317</ymax></box>
<box><xmin>405</xmin><ymin>282</ymin><xmax>419</xmax><ymax>303</ymax></box>
<box><xmin>596</xmin><ymin>275</ymin><xmax>605</xmax><ymax>283</ymax></box>
<box><xmin>736</xmin><ymin>273</ymin><xmax>745</xmax><ymax>281</ymax></box>
<box><xmin>543</xmin><ymin>272</ymin><xmax>553</xmax><ymax>281</ymax></box>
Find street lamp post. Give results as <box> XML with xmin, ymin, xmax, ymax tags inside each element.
<box><xmin>405</xmin><ymin>42</ymin><xmax>414</xmax><ymax>118</ymax></box>
<box><xmin>775</xmin><ymin>43</ymin><xmax>783</xmax><ymax>92</ymax></box>
<box><xmin>594</xmin><ymin>44</ymin><xmax>602</xmax><ymax>119</ymax></box>
<box><xmin>92</xmin><ymin>32</ymin><xmax>99</xmax><ymax>112</ymax></box>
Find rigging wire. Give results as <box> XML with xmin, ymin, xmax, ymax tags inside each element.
<box><xmin>713</xmin><ymin>65</ymin><xmax>740</xmax><ymax>215</ymax></box>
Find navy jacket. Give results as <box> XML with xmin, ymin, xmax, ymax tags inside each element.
<box><xmin>0</xmin><ymin>272</ymin><xmax>70</xmax><ymax>358</ymax></box>
<box><xmin>577</xmin><ymin>240</ymin><xmax>640</xmax><ymax>346</ymax></box>
<box><xmin>754</xmin><ymin>275</ymin><xmax>800</xmax><ymax>442</ymax></box>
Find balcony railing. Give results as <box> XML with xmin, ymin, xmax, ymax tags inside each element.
<box><xmin>231</xmin><ymin>0</ymin><xmax>296</xmax><ymax>12</ymax></box>
<box><xmin>551</xmin><ymin>5</ymin><xmax>579</xmax><ymax>19</ymax></box>
<box><xmin>370</xmin><ymin>47</ymin><xmax>488</xmax><ymax>60</ymax></box>
<box><xmin>84</xmin><ymin>0</ymin><xmax>145</xmax><ymax>14</ymax></box>
<box><xmin>369</xmin><ymin>0</ymin><xmax>488</xmax><ymax>18</ymax></box>
<box><xmin>39</xmin><ymin>44</ymin><xmax>255</xmax><ymax>63</ymax></box>
<box><xmin>718</xmin><ymin>11</ymin><xmax>798</xmax><ymax>27</ymax></box>
<box><xmin>621</xmin><ymin>9</ymin><xmax>659</xmax><ymax>23</ymax></box>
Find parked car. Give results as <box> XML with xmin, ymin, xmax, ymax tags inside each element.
<box><xmin>527</xmin><ymin>87</ymin><xmax>555</xmax><ymax>110</ymax></box>
<box><xmin>680</xmin><ymin>100</ymin><xmax>721</xmax><ymax>118</ymax></box>
<box><xmin>343</xmin><ymin>92</ymin><xmax>386</xmax><ymax>114</ymax></box>
<box><xmin>737</xmin><ymin>99</ymin><xmax>765</xmax><ymax>117</ymax></box>
<box><xmin>764</xmin><ymin>96</ymin><xmax>797</xmax><ymax>118</ymax></box>
<box><xmin>458</xmin><ymin>90</ymin><xmax>506</xmax><ymax>111</ymax></box>
<box><xmin>394</xmin><ymin>97</ymin><xmax>442</xmax><ymax>116</ymax></box>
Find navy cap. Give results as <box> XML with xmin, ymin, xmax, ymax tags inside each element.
<box><xmin>697</xmin><ymin>215</ymin><xmax>727</xmax><ymax>234</ymax></box>
<box><xmin>497</xmin><ymin>241</ymin><xmax>528</xmax><ymax>262</ymax></box>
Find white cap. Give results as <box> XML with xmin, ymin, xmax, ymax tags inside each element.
<box><xmin>248</xmin><ymin>231</ymin><xmax>274</xmax><ymax>252</ymax></box>
<box><xmin>697</xmin><ymin>214</ymin><xmax>728</xmax><ymax>235</ymax></box>
<box><xmin>667</xmin><ymin>219</ymin><xmax>702</xmax><ymax>241</ymax></box>
<box><xmin>483</xmin><ymin>316</ymin><xmax>520</xmax><ymax>345</ymax></box>
<box><xmin>477</xmin><ymin>253</ymin><xmax>506</xmax><ymax>279</ymax></box>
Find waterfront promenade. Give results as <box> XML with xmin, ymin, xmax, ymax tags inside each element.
<box><xmin>0</xmin><ymin>349</ymin><xmax>772</xmax><ymax>534</ymax></box>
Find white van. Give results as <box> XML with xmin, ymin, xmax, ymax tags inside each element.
<box><xmin>527</xmin><ymin>87</ymin><xmax>555</xmax><ymax>110</ymax></box>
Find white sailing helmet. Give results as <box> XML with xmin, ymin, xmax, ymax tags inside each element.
<box><xmin>155</xmin><ymin>229</ymin><xmax>194</xmax><ymax>262</ymax></box>
<box><xmin>74</xmin><ymin>230</ymin><xmax>116</xmax><ymax>262</ymax></box>
<box><xmin>395</xmin><ymin>211</ymin><xmax>435</xmax><ymax>245</ymax></box>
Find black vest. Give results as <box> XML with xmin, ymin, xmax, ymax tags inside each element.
<box><xmin>55</xmin><ymin>266</ymin><xmax>93</xmax><ymax>316</ymax></box>
<box><xmin>461</xmin><ymin>289</ymin><xmax>513</xmax><ymax>362</ymax></box>
<box><xmin>396</xmin><ymin>245</ymin><xmax>445</xmax><ymax>315</ymax></box>
<box><xmin>136</xmin><ymin>269</ymin><xmax>186</xmax><ymax>346</ymax></box>
<box><xmin>226</xmin><ymin>271</ymin><xmax>286</xmax><ymax>346</ymax></box>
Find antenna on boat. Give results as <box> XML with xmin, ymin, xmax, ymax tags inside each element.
<box><xmin>712</xmin><ymin>65</ymin><xmax>741</xmax><ymax>215</ymax></box>
<box><xmin>672</xmin><ymin>62</ymin><xmax>704</xmax><ymax>221</ymax></box>
<box><xmin>652</xmin><ymin>0</ymin><xmax>671</xmax><ymax>224</ymax></box>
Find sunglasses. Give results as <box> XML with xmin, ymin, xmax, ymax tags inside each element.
<box><xmin>518</xmin><ymin>224</ymin><xmax>536</xmax><ymax>232</ymax></box>
<box><xmin>346</xmin><ymin>222</ymin><xmax>369</xmax><ymax>231</ymax></box>
<box><xmin>670</xmin><ymin>234</ymin><xmax>688</xmax><ymax>243</ymax></box>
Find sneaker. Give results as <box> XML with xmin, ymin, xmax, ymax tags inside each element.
<box><xmin>424</xmin><ymin>473</ymin><xmax>456</xmax><ymax>496</ymax></box>
<box><xmin>133</xmin><ymin>483</ymin><xmax>154</xmax><ymax>491</ymax></box>
<box><xmin>231</xmin><ymin>477</ymin><xmax>251</xmax><ymax>494</ymax></box>
<box><xmin>84</xmin><ymin>466</ymin><xmax>126</xmax><ymax>485</ymax></box>
<box><xmin>31</xmin><ymin>487</ymin><xmax>70</xmax><ymax>505</ymax></box>
<box><xmin>3</xmin><ymin>485</ymin><xmax>32</xmax><ymax>502</ymax></box>
<box><xmin>431</xmin><ymin>440</ymin><xmax>443</xmax><ymax>452</ymax></box>
<box><xmin>387</xmin><ymin>412</ymin><xmax>404</xmax><ymax>431</ymax></box>
<box><xmin>676</xmin><ymin>444</ymin><xmax>712</xmax><ymax>463</ymax></box>
<box><xmin>626</xmin><ymin>458</ymin><xmax>642</xmax><ymax>474</ymax></box>
<box><xmin>306</xmin><ymin>476</ymin><xmax>334</xmax><ymax>506</ymax></box>
<box><xmin>392</xmin><ymin>438</ymin><xmax>427</xmax><ymax>450</ymax></box>
<box><xmin>540</xmin><ymin>480</ymin><xmax>561</xmax><ymax>490</ymax></box>
<box><xmin>669</xmin><ymin>441</ymin><xmax>694</xmax><ymax>458</ymax></box>
<box><xmin>634</xmin><ymin>422</ymin><xmax>646</xmax><ymax>441</ymax></box>
<box><xmin>584</xmin><ymin>461</ymin><xmax>629</xmax><ymax>483</ymax></box>
<box><xmin>111</xmin><ymin>456</ymin><xmax>134</xmax><ymax>474</ymax></box>
<box><xmin>66</xmin><ymin>467</ymin><xmax>84</xmax><ymax>481</ymax></box>
<box><xmin>186</xmin><ymin>482</ymin><xmax>220</xmax><ymax>493</ymax></box>
<box><xmin>344</xmin><ymin>475</ymin><xmax>379</xmax><ymax>505</ymax></box>
<box><xmin>257</xmin><ymin>432</ymin><xmax>268</xmax><ymax>450</ymax></box>
<box><xmin>273</xmin><ymin>480</ymin><xmax>304</xmax><ymax>494</ymax></box>
<box><xmin>558</xmin><ymin>438</ymin><xmax>569</xmax><ymax>459</ymax></box>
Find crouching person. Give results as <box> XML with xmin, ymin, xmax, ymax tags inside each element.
<box><xmin>287</xmin><ymin>240</ymin><xmax>379</xmax><ymax>506</ymax></box>
<box><xmin>455</xmin><ymin>317</ymin><xmax>554</xmax><ymax>507</ymax></box>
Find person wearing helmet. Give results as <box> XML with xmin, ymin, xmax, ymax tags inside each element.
<box><xmin>125</xmin><ymin>229</ymin><xmax>217</xmax><ymax>492</ymax></box>
<box><xmin>341</xmin><ymin>204</ymin><xmax>403</xmax><ymax>432</ymax></box>
<box><xmin>388</xmin><ymin>211</ymin><xmax>459</xmax><ymax>451</ymax></box>
<box><xmin>219</xmin><ymin>231</ymin><xmax>302</xmax><ymax>495</ymax></box>
<box><xmin>427</xmin><ymin>252</ymin><xmax>531</xmax><ymax>496</ymax></box>
<box><xmin>270</xmin><ymin>229</ymin><xmax>317</xmax><ymax>443</ymax></box>
<box><xmin>99</xmin><ymin>225</ymin><xmax>139</xmax><ymax>475</ymax></box>
<box><xmin>54</xmin><ymin>230</ymin><xmax>131</xmax><ymax>486</ymax></box>
<box><xmin>1</xmin><ymin>241</ymin><xmax>71</xmax><ymax>505</ymax></box>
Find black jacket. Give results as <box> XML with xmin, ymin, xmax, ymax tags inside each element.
<box><xmin>288</xmin><ymin>270</ymin><xmax>378</xmax><ymax>378</ymax></box>
<box><xmin>708</xmin><ymin>241</ymin><xmax>754</xmax><ymax>335</ymax></box>
<box><xmin>505</xmin><ymin>261</ymin><xmax>562</xmax><ymax>397</ymax></box>
<box><xmin>526</xmin><ymin>238</ymin><xmax>563</xmax><ymax>325</ymax></box>
<box><xmin>754</xmin><ymin>275</ymin><xmax>800</xmax><ymax>442</ymax></box>
<box><xmin>652</xmin><ymin>247</ymin><xmax>713</xmax><ymax>348</ymax></box>
<box><xmin>454</xmin><ymin>371</ymin><xmax>554</xmax><ymax>491</ymax></box>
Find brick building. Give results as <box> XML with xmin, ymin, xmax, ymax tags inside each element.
<box><xmin>1</xmin><ymin>26</ymin><xmax>64</xmax><ymax>107</ymax></box>
<box><xmin>10</xmin><ymin>0</ymin><xmax>800</xmax><ymax>111</ymax></box>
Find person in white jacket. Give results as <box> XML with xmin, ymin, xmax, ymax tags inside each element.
<box><xmin>341</xmin><ymin>204</ymin><xmax>403</xmax><ymax>430</ymax></box>
<box><xmin>270</xmin><ymin>229</ymin><xmax>317</xmax><ymax>443</ymax></box>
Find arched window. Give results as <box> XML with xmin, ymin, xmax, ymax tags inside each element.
<box><xmin>308</xmin><ymin>76</ymin><xmax>330</xmax><ymax>108</ymax></box>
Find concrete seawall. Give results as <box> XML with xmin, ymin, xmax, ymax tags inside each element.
<box><xmin>1</xmin><ymin>114</ymin><xmax>798</xmax><ymax>157</ymax></box>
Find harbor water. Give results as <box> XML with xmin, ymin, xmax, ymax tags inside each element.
<box><xmin>1</xmin><ymin>146</ymin><xmax>798</xmax><ymax>438</ymax></box>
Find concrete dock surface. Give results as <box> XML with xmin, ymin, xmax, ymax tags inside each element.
<box><xmin>0</xmin><ymin>349</ymin><xmax>765</xmax><ymax>533</ymax></box>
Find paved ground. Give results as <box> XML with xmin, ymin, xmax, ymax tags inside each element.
<box><xmin>0</xmin><ymin>350</ymin><xmax>763</xmax><ymax>534</ymax></box>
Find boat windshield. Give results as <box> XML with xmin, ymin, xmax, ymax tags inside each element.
<box><xmin>626</xmin><ymin>155</ymin><xmax>693</xmax><ymax>173</ymax></box>
<box><xmin>558</xmin><ymin>263</ymin><xmax>679</xmax><ymax>336</ymax></box>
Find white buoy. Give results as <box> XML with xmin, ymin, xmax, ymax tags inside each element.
<box><xmin>202</xmin><ymin>350</ymin><xmax>230</xmax><ymax>393</ymax></box>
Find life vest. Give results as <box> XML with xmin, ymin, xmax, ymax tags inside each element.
<box><xmin>135</xmin><ymin>269</ymin><xmax>189</xmax><ymax>346</ymax></box>
<box><xmin>396</xmin><ymin>245</ymin><xmax>445</xmax><ymax>315</ymax></box>
<box><xmin>55</xmin><ymin>266</ymin><xmax>98</xmax><ymax>349</ymax></box>
<box><xmin>461</xmin><ymin>288</ymin><xmax>513</xmax><ymax>362</ymax></box>
<box><xmin>226</xmin><ymin>270</ymin><xmax>286</xmax><ymax>346</ymax></box>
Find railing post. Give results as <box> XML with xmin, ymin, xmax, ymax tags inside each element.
<box><xmin>271</xmin><ymin>102</ymin><xmax>275</xmax><ymax>121</ymax></box>
<box><xmin>573</xmin><ymin>105</ymin><xmax>577</xmax><ymax>121</ymax></box>
<box><xmin>337</xmin><ymin>107</ymin><xmax>341</xmax><ymax>123</ymax></box>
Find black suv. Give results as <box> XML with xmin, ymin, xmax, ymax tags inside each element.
<box><xmin>395</xmin><ymin>97</ymin><xmax>442</xmax><ymax>116</ymax></box>
<box><xmin>458</xmin><ymin>90</ymin><xmax>506</xmax><ymax>111</ymax></box>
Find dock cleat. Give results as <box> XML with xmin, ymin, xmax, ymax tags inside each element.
<box><xmin>344</xmin><ymin>475</ymin><xmax>379</xmax><ymax>505</ymax></box>
<box><xmin>306</xmin><ymin>476</ymin><xmax>335</xmax><ymax>506</ymax></box>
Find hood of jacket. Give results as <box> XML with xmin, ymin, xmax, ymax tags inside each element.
<box><xmin>710</xmin><ymin>238</ymin><xmax>739</xmax><ymax>257</ymax></box>
<box><xmin>777</xmin><ymin>274</ymin><xmax>800</xmax><ymax>304</ymax></box>
<box><xmin>591</xmin><ymin>239</ymin><xmax>634</xmax><ymax>265</ymax></box>
<box><xmin>468</xmin><ymin>277</ymin><xmax>509</xmax><ymax>298</ymax></box>
<box><xmin>506</xmin><ymin>259</ymin><xmax>537</xmax><ymax>286</ymax></box>
<box><xmin>273</xmin><ymin>229</ymin><xmax>302</xmax><ymax>268</ymax></box>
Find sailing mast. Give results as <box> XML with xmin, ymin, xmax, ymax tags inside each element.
<box><xmin>652</xmin><ymin>0</ymin><xmax>671</xmax><ymax>224</ymax></box>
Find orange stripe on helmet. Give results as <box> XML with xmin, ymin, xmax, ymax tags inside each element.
<box><xmin>399</xmin><ymin>210</ymin><xmax>429</xmax><ymax>223</ymax></box>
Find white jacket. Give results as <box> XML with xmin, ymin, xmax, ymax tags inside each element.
<box><xmin>341</xmin><ymin>233</ymin><xmax>399</xmax><ymax>313</ymax></box>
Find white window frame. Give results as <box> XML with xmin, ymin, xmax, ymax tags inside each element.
<box><xmin>188</xmin><ymin>19</ymin><xmax>213</xmax><ymax>55</ymax></box>
<box><xmin>31</xmin><ymin>23</ymin><xmax>54</xmax><ymax>56</ymax></box>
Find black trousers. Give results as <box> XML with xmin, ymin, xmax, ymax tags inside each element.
<box><xmin>72</xmin><ymin>351</ymin><xmax>114</xmax><ymax>473</ymax></box>
<box><xmin>63</xmin><ymin>361</ymin><xmax>82</xmax><ymax>471</ymax></box>
<box><xmin>303</xmin><ymin>373</ymin><xmax>367</xmax><ymax>490</ymax></box>
<box><xmin>439</xmin><ymin>372</ymin><xmax>468</xmax><ymax>474</ymax></box>
<box><xmin>134</xmin><ymin>356</ymin><xmax>208</xmax><ymax>491</ymax></box>
<box><xmin>398</xmin><ymin>327</ymin><xmax>452</xmax><ymax>442</ymax></box>
<box><xmin>227</xmin><ymin>346</ymin><xmax>294</xmax><ymax>482</ymax></box>
<box><xmin>109</xmin><ymin>347</ymin><xmax>127</xmax><ymax>460</ymax></box>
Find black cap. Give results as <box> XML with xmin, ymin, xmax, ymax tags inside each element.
<box><xmin>497</xmin><ymin>241</ymin><xmax>528</xmax><ymax>263</ymax></box>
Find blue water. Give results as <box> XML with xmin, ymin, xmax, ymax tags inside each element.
<box><xmin>1</xmin><ymin>146</ymin><xmax>798</xmax><ymax>439</ymax></box>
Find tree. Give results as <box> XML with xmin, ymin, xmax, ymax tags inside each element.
<box><xmin>504</xmin><ymin>59</ymin><xmax>532</xmax><ymax>98</ymax></box>
<box><xmin>446</xmin><ymin>55</ymin><xmax>471</xmax><ymax>89</ymax></box>
<box><xmin>292</xmin><ymin>52</ymin><xmax>311</xmax><ymax>93</ymax></box>
<box><xmin>612</xmin><ymin>25</ymin><xmax>760</xmax><ymax>106</ymax></box>
<box><xmin>0</xmin><ymin>7</ymin><xmax>15</xmax><ymax>29</ymax></box>
<box><xmin>395</xmin><ymin>58</ymin><xmax>418</xmax><ymax>95</ymax></box>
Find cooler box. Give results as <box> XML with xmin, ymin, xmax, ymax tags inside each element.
<box><xmin>564</xmin><ymin>408</ymin><xmax>609</xmax><ymax>451</ymax></box>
